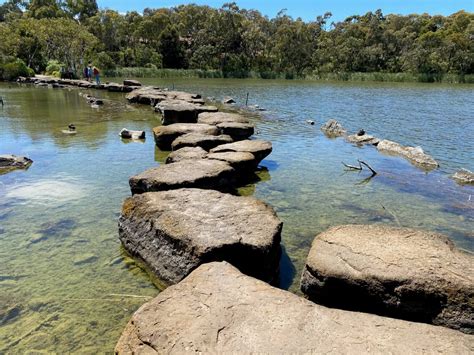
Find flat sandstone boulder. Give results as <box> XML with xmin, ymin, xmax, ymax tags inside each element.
<box><xmin>216</xmin><ymin>121</ymin><xmax>254</xmax><ymax>140</ymax></box>
<box><xmin>301</xmin><ymin>225</ymin><xmax>474</xmax><ymax>334</ymax></box>
<box><xmin>118</xmin><ymin>190</ymin><xmax>282</xmax><ymax>285</ymax></box>
<box><xmin>210</xmin><ymin>140</ymin><xmax>272</xmax><ymax>165</ymax></box>
<box><xmin>171</xmin><ymin>133</ymin><xmax>233</xmax><ymax>151</ymax></box>
<box><xmin>155</xmin><ymin>101</ymin><xmax>199</xmax><ymax>125</ymax></box>
<box><xmin>153</xmin><ymin>123</ymin><xmax>219</xmax><ymax>150</ymax></box>
<box><xmin>129</xmin><ymin>159</ymin><xmax>235</xmax><ymax>194</ymax></box>
<box><xmin>115</xmin><ymin>262</ymin><xmax>473</xmax><ymax>354</ymax></box>
<box><xmin>166</xmin><ymin>147</ymin><xmax>208</xmax><ymax>164</ymax></box>
<box><xmin>207</xmin><ymin>151</ymin><xmax>257</xmax><ymax>171</ymax></box>
<box><xmin>198</xmin><ymin>112</ymin><xmax>250</xmax><ymax>125</ymax></box>
<box><xmin>377</xmin><ymin>139</ymin><xmax>439</xmax><ymax>169</ymax></box>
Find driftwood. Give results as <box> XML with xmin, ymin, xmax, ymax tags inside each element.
<box><xmin>342</xmin><ymin>161</ymin><xmax>362</xmax><ymax>170</ymax></box>
<box><xmin>358</xmin><ymin>159</ymin><xmax>377</xmax><ymax>176</ymax></box>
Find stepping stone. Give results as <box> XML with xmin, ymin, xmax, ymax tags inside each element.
<box><xmin>166</xmin><ymin>147</ymin><xmax>208</xmax><ymax>164</ymax></box>
<box><xmin>153</xmin><ymin>123</ymin><xmax>219</xmax><ymax>150</ymax></box>
<box><xmin>155</xmin><ymin>101</ymin><xmax>199</xmax><ymax>125</ymax></box>
<box><xmin>129</xmin><ymin>159</ymin><xmax>235</xmax><ymax>194</ymax></box>
<box><xmin>210</xmin><ymin>140</ymin><xmax>272</xmax><ymax>165</ymax></box>
<box><xmin>207</xmin><ymin>151</ymin><xmax>257</xmax><ymax>171</ymax></box>
<box><xmin>0</xmin><ymin>155</ymin><xmax>33</xmax><ymax>174</ymax></box>
<box><xmin>171</xmin><ymin>133</ymin><xmax>233</xmax><ymax>151</ymax></box>
<box><xmin>118</xmin><ymin>189</ymin><xmax>282</xmax><ymax>285</ymax></box>
<box><xmin>300</xmin><ymin>225</ymin><xmax>474</xmax><ymax>334</ymax></box>
<box><xmin>123</xmin><ymin>79</ymin><xmax>142</xmax><ymax>87</ymax></box>
<box><xmin>116</xmin><ymin>262</ymin><xmax>473</xmax><ymax>354</ymax></box>
<box><xmin>198</xmin><ymin>112</ymin><xmax>250</xmax><ymax>125</ymax></box>
<box><xmin>217</xmin><ymin>121</ymin><xmax>254</xmax><ymax>140</ymax></box>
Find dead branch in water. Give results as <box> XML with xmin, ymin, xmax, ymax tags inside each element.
<box><xmin>358</xmin><ymin>159</ymin><xmax>377</xmax><ymax>176</ymax></box>
<box><xmin>342</xmin><ymin>161</ymin><xmax>362</xmax><ymax>170</ymax></box>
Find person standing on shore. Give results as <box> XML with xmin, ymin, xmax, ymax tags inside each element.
<box><xmin>87</xmin><ymin>62</ymin><xmax>93</xmax><ymax>82</ymax></box>
<box><xmin>93</xmin><ymin>66</ymin><xmax>100</xmax><ymax>85</ymax></box>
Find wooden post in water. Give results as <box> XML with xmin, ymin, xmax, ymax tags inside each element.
<box><xmin>0</xmin><ymin>96</ymin><xmax>3</xmax><ymax>107</ymax></box>
<box><xmin>245</xmin><ymin>92</ymin><xmax>249</xmax><ymax>106</ymax></box>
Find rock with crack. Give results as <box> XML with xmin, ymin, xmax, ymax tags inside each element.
<box><xmin>452</xmin><ymin>169</ymin><xmax>474</xmax><ymax>185</ymax></box>
<box><xmin>166</xmin><ymin>147</ymin><xmax>208</xmax><ymax>164</ymax></box>
<box><xmin>321</xmin><ymin>119</ymin><xmax>347</xmax><ymax>137</ymax></box>
<box><xmin>155</xmin><ymin>100</ymin><xmax>199</xmax><ymax>125</ymax></box>
<box><xmin>115</xmin><ymin>262</ymin><xmax>473</xmax><ymax>354</ymax></box>
<box><xmin>300</xmin><ymin>224</ymin><xmax>474</xmax><ymax>334</ymax></box>
<box><xmin>377</xmin><ymin>139</ymin><xmax>439</xmax><ymax>170</ymax></box>
<box><xmin>171</xmin><ymin>133</ymin><xmax>233</xmax><ymax>151</ymax></box>
<box><xmin>129</xmin><ymin>159</ymin><xmax>236</xmax><ymax>194</ymax></box>
<box><xmin>0</xmin><ymin>155</ymin><xmax>33</xmax><ymax>174</ymax></box>
<box><xmin>118</xmin><ymin>190</ymin><xmax>282</xmax><ymax>286</ymax></box>
<box><xmin>210</xmin><ymin>140</ymin><xmax>272</xmax><ymax>166</ymax></box>
<box><xmin>153</xmin><ymin>123</ymin><xmax>219</xmax><ymax>150</ymax></box>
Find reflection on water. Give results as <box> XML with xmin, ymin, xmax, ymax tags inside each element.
<box><xmin>0</xmin><ymin>79</ymin><xmax>473</xmax><ymax>352</ymax></box>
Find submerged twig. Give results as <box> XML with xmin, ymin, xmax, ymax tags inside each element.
<box><xmin>342</xmin><ymin>161</ymin><xmax>362</xmax><ymax>170</ymax></box>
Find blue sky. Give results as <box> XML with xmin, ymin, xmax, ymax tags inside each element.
<box><xmin>98</xmin><ymin>0</ymin><xmax>473</xmax><ymax>22</ymax></box>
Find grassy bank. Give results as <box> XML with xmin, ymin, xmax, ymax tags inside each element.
<box><xmin>103</xmin><ymin>67</ymin><xmax>474</xmax><ymax>84</ymax></box>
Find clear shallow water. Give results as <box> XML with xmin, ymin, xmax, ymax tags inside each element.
<box><xmin>0</xmin><ymin>79</ymin><xmax>473</xmax><ymax>352</ymax></box>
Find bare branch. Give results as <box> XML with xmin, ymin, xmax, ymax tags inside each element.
<box><xmin>342</xmin><ymin>161</ymin><xmax>362</xmax><ymax>170</ymax></box>
<box><xmin>358</xmin><ymin>159</ymin><xmax>377</xmax><ymax>175</ymax></box>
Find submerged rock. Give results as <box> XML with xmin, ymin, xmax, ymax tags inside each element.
<box><xmin>0</xmin><ymin>155</ymin><xmax>33</xmax><ymax>173</ymax></box>
<box><xmin>120</xmin><ymin>128</ymin><xmax>145</xmax><ymax>140</ymax></box>
<box><xmin>116</xmin><ymin>262</ymin><xmax>473</xmax><ymax>354</ymax></box>
<box><xmin>118</xmin><ymin>190</ymin><xmax>282</xmax><ymax>285</ymax></box>
<box><xmin>300</xmin><ymin>225</ymin><xmax>474</xmax><ymax>334</ymax></box>
<box><xmin>153</xmin><ymin>123</ymin><xmax>219</xmax><ymax>150</ymax></box>
<box><xmin>223</xmin><ymin>96</ymin><xmax>236</xmax><ymax>104</ymax></box>
<box><xmin>210</xmin><ymin>140</ymin><xmax>272</xmax><ymax>165</ymax></box>
<box><xmin>171</xmin><ymin>133</ymin><xmax>233</xmax><ymax>151</ymax></box>
<box><xmin>166</xmin><ymin>147</ymin><xmax>208</xmax><ymax>164</ymax></box>
<box><xmin>377</xmin><ymin>139</ymin><xmax>439</xmax><ymax>169</ymax></box>
<box><xmin>452</xmin><ymin>169</ymin><xmax>474</xmax><ymax>185</ymax></box>
<box><xmin>321</xmin><ymin>119</ymin><xmax>346</xmax><ymax>137</ymax></box>
<box><xmin>129</xmin><ymin>159</ymin><xmax>235</xmax><ymax>194</ymax></box>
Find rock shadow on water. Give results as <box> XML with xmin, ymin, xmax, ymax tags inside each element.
<box><xmin>279</xmin><ymin>245</ymin><xmax>296</xmax><ymax>290</ymax></box>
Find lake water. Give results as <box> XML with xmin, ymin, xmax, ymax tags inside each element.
<box><xmin>0</xmin><ymin>79</ymin><xmax>473</xmax><ymax>352</ymax></box>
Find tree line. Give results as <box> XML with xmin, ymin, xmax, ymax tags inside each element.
<box><xmin>0</xmin><ymin>0</ymin><xmax>472</xmax><ymax>80</ymax></box>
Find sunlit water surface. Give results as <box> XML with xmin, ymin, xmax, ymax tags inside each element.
<box><xmin>0</xmin><ymin>79</ymin><xmax>473</xmax><ymax>352</ymax></box>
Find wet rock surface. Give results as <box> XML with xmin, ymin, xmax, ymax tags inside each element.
<box><xmin>0</xmin><ymin>155</ymin><xmax>33</xmax><ymax>173</ymax></box>
<box><xmin>321</xmin><ymin>119</ymin><xmax>347</xmax><ymax>137</ymax></box>
<box><xmin>207</xmin><ymin>151</ymin><xmax>257</xmax><ymax>171</ymax></box>
<box><xmin>118</xmin><ymin>190</ymin><xmax>282</xmax><ymax>285</ymax></box>
<box><xmin>210</xmin><ymin>140</ymin><xmax>272</xmax><ymax>165</ymax></box>
<box><xmin>346</xmin><ymin>133</ymin><xmax>380</xmax><ymax>145</ymax></box>
<box><xmin>153</xmin><ymin>123</ymin><xmax>219</xmax><ymax>150</ymax></box>
<box><xmin>129</xmin><ymin>159</ymin><xmax>236</xmax><ymax>194</ymax></box>
<box><xmin>171</xmin><ymin>133</ymin><xmax>233</xmax><ymax>151</ymax></box>
<box><xmin>301</xmin><ymin>224</ymin><xmax>474</xmax><ymax>334</ymax></box>
<box><xmin>165</xmin><ymin>147</ymin><xmax>208</xmax><ymax>164</ymax></box>
<box><xmin>116</xmin><ymin>262</ymin><xmax>473</xmax><ymax>354</ymax></box>
<box><xmin>452</xmin><ymin>169</ymin><xmax>474</xmax><ymax>185</ymax></box>
<box><xmin>377</xmin><ymin>139</ymin><xmax>439</xmax><ymax>169</ymax></box>
<box><xmin>120</xmin><ymin>129</ymin><xmax>145</xmax><ymax>140</ymax></box>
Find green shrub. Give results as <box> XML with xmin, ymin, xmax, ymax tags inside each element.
<box><xmin>0</xmin><ymin>59</ymin><xmax>34</xmax><ymax>80</ymax></box>
<box><xmin>45</xmin><ymin>60</ymin><xmax>63</xmax><ymax>75</ymax></box>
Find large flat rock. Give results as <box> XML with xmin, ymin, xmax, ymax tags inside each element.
<box><xmin>197</xmin><ymin>112</ymin><xmax>249</xmax><ymax>125</ymax></box>
<box><xmin>153</xmin><ymin>123</ymin><xmax>219</xmax><ymax>150</ymax></box>
<box><xmin>207</xmin><ymin>151</ymin><xmax>257</xmax><ymax>171</ymax></box>
<box><xmin>301</xmin><ymin>225</ymin><xmax>474</xmax><ymax>334</ymax></box>
<box><xmin>171</xmin><ymin>133</ymin><xmax>233</xmax><ymax>151</ymax></box>
<box><xmin>377</xmin><ymin>139</ymin><xmax>439</xmax><ymax>170</ymax></box>
<box><xmin>118</xmin><ymin>190</ymin><xmax>282</xmax><ymax>286</ymax></box>
<box><xmin>0</xmin><ymin>155</ymin><xmax>33</xmax><ymax>174</ymax></box>
<box><xmin>155</xmin><ymin>100</ymin><xmax>199</xmax><ymax>125</ymax></box>
<box><xmin>115</xmin><ymin>262</ymin><xmax>473</xmax><ymax>354</ymax></box>
<box><xmin>129</xmin><ymin>159</ymin><xmax>235</xmax><ymax>194</ymax></box>
<box><xmin>210</xmin><ymin>140</ymin><xmax>272</xmax><ymax>165</ymax></box>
